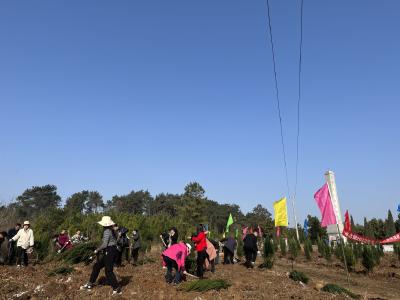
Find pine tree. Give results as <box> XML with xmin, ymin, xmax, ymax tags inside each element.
<box><xmin>304</xmin><ymin>239</ymin><xmax>312</xmax><ymax>260</ymax></box>
<box><xmin>261</xmin><ymin>237</ymin><xmax>275</xmax><ymax>268</ymax></box>
<box><xmin>279</xmin><ymin>238</ymin><xmax>287</xmax><ymax>256</ymax></box>
<box><xmin>362</xmin><ymin>245</ymin><xmax>376</xmax><ymax>273</ymax></box>
<box><xmin>350</xmin><ymin>215</ymin><xmax>355</xmax><ymax>232</ymax></box>
<box><xmin>386</xmin><ymin>210</ymin><xmax>396</xmax><ymax>237</ymax></box>
<box><xmin>323</xmin><ymin>243</ymin><xmax>332</xmax><ymax>262</ymax></box>
<box><xmin>289</xmin><ymin>238</ymin><xmax>299</xmax><ymax>265</ymax></box>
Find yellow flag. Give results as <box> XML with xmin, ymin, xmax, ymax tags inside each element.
<box><xmin>273</xmin><ymin>197</ymin><xmax>288</xmax><ymax>227</ymax></box>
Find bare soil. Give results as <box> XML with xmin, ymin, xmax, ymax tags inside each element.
<box><xmin>1</xmin><ymin>251</ymin><xmax>399</xmax><ymax>300</ymax></box>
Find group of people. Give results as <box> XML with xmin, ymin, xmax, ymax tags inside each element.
<box><xmin>1</xmin><ymin>216</ymin><xmax>262</xmax><ymax>296</ymax></box>
<box><xmin>0</xmin><ymin>221</ymin><xmax>34</xmax><ymax>267</ymax></box>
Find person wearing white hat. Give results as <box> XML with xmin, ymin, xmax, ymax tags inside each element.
<box><xmin>161</xmin><ymin>242</ymin><xmax>192</xmax><ymax>284</ymax></box>
<box><xmin>81</xmin><ymin>216</ymin><xmax>121</xmax><ymax>295</ymax></box>
<box><xmin>11</xmin><ymin>221</ymin><xmax>34</xmax><ymax>267</ymax></box>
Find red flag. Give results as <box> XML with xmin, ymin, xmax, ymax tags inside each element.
<box><xmin>314</xmin><ymin>183</ymin><xmax>337</xmax><ymax>227</ymax></box>
<box><xmin>344</xmin><ymin>210</ymin><xmax>351</xmax><ymax>233</ymax></box>
<box><xmin>276</xmin><ymin>226</ymin><xmax>280</xmax><ymax>238</ymax></box>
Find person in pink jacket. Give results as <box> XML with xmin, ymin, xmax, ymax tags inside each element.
<box><xmin>162</xmin><ymin>242</ymin><xmax>191</xmax><ymax>284</ymax></box>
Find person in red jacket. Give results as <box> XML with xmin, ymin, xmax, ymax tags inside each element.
<box><xmin>190</xmin><ymin>225</ymin><xmax>207</xmax><ymax>279</ymax></box>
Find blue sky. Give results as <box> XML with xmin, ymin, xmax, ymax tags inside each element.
<box><xmin>0</xmin><ymin>1</ymin><xmax>399</xmax><ymax>224</ymax></box>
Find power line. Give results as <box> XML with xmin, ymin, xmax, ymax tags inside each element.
<box><xmin>294</xmin><ymin>0</ymin><xmax>304</xmax><ymax>200</ymax></box>
<box><xmin>266</xmin><ymin>0</ymin><xmax>290</xmax><ymax>198</ymax></box>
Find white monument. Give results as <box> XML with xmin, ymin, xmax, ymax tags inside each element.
<box><xmin>325</xmin><ymin>170</ymin><xmax>347</xmax><ymax>243</ymax></box>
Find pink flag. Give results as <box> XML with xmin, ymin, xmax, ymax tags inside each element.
<box><xmin>314</xmin><ymin>183</ymin><xmax>337</xmax><ymax>227</ymax></box>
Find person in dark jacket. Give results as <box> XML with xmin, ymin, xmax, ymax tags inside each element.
<box><xmin>190</xmin><ymin>225</ymin><xmax>208</xmax><ymax>278</ymax></box>
<box><xmin>115</xmin><ymin>226</ymin><xmax>129</xmax><ymax>267</ymax></box>
<box><xmin>221</xmin><ymin>235</ymin><xmax>237</xmax><ymax>264</ymax></box>
<box><xmin>81</xmin><ymin>216</ymin><xmax>121</xmax><ymax>295</ymax></box>
<box><xmin>7</xmin><ymin>223</ymin><xmax>20</xmax><ymax>265</ymax></box>
<box><xmin>131</xmin><ymin>229</ymin><xmax>141</xmax><ymax>265</ymax></box>
<box><xmin>243</xmin><ymin>231</ymin><xmax>258</xmax><ymax>268</ymax></box>
<box><xmin>169</xmin><ymin>227</ymin><xmax>179</xmax><ymax>246</ymax></box>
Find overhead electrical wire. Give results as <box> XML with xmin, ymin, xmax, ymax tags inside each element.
<box><xmin>265</xmin><ymin>0</ymin><xmax>304</xmax><ymax>239</ymax></box>
<box><xmin>266</xmin><ymin>0</ymin><xmax>291</xmax><ymax>199</ymax></box>
<box><xmin>294</xmin><ymin>0</ymin><xmax>304</xmax><ymax>201</ymax></box>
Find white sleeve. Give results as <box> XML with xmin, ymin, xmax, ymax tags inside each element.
<box><xmin>30</xmin><ymin>230</ymin><xmax>34</xmax><ymax>246</ymax></box>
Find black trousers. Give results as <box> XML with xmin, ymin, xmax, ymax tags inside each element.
<box><xmin>16</xmin><ymin>246</ymin><xmax>28</xmax><ymax>266</ymax></box>
<box><xmin>89</xmin><ymin>246</ymin><xmax>119</xmax><ymax>290</ymax></box>
<box><xmin>115</xmin><ymin>247</ymin><xmax>129</xmax><ymax>266</ymax></box>
<box><xmin>223</xmin><ymin>246</ymin><xmax>234</xmax><ymax>264</ymax></box>
<box><xmin>244</xmin><ymin>247</ymin><xmax>257</xmax><ymax>267</ymax></box>
<box><xmin>196</xmin><ymin>249</ymin><xmax>207</xmax><ymax>278</ymax></box>
<box><xmin>163</xmin><ymin>255</ymin><xmax>182</xmax><ymax>283</ymax></box>
<box><xmin>131</xmin><ymin>248</ymin><xmax>139</xmax><ymax>264</ymax></box>
<box><xmin>8</xmin><ymin>242</ymin><xmax>16</xmax><ymax>264</ymax></box>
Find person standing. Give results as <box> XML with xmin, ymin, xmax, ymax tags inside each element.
<box><xmin>116</xmin><ymin>226</ymin><xmax>130</xmax><ymax>267</ymax></box>
<box><xmin>7</xmin><ymin>223</ymin><xmax>21</xmax><ymax>265</ymax></box>
<box><xmin>243</xmin><ymin>231</ymin><xmax>258</xmax><ymax>268</ymax></box>
<box><xmin>131</xmin><ymin>229</ymin><xmax>141</xmax><ymax>266</ymax></box>
<box><xmin>169</xmin><ymin>227</ymin><xmax>179</xmax><ymax>247</ymax></box>
<box><xmin>222</xmin><ymin>235</ymin><xmax>237</xmax><ymax>264</ymax></box>
<box><xmin>11</xmin><ymin>221</ymin><xmax>34</xmax><ymax>267</ymax></box>
<box><xmin>190</xmin><ymin>225</ymin><xmax>207</xmax><ymax>279</ymax></box>
<box><xmin>80</xmin><ymin>216</ymin><xmax>121</xmax><ymax>295</ymax></box>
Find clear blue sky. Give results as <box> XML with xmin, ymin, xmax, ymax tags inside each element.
<box><xmin>1</xmin><ymin>1</ymin><xmax>399</xmax><ymax>224</ymax></box>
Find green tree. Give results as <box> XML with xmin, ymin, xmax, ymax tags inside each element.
<box><xmin>245</xmin><ymin>204</ymin><xmax>274</xmax><ymax>235</ymax></box>
<box><xmin>386</xmin><ymin>210</ymin><xmax>396</xmax><ymax>237</ymax></box>
<box><xmin>280</xmin><ymin>238</ymin><xmax>287</xmax><ymax>256</ymax></box>
<box><xmin>85</xmin><ymin>191</ymin><xmax>104</xmax><ymax>213</ymax></box>
<box><xmin>288</xmin><ymin>238</ymin><xmax>299</xmax><ymax>269</ymax></box>
<box><xmin>350</xmin><ymin>215</ymin><xmax>355</xmax><ymax>232</ymax></box>
<box><xmin>150</xmin><ymin>193</ymin><xmax>180</xmax><ymax>216</ymax></box>
<box><xmin>307</xmin><ymin>215</ymin><xmax>327</xmax><ymax>243</ymax></box>
<box><xmin>304</xmin><ymin>239</ymin><xmax>312</xmax><ymax>260</ymax></box>
<box><xmin>108</xmin><ymin>190</ymin><xmax>152</xmax><ymax>215</ymax></box>
<box><xmin>16</xmin><ymin>185</ymin><xmax>61</xmax><ymax>217</ymax></box>
<box><xmin>180</xmin><ymin>182</ymin><xmax>207</xmax><ymax>225</ymax></box>
<box><xmin>262</xmin><ymin>237</ymin><xmax>275</xmax><ymax>268</ymax></box>
<box><xmin>65</xmin><ymin>191</ymin><xmax>88</xmax><ymax>214</ymax></box>
<box><xmin>362</xmin><ymin>245</ymin><xmax>376</xmax><ymax>273</ymax></box>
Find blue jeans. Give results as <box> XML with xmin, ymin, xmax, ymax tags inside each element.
<box><xmin>163</xmin><ymin>255</ymin><xmax>182</xmax><ymax>284</ymax></box>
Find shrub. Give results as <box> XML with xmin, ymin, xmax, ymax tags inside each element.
<box><xmin>353</xmin><ymin>243</ymin><xmax>363</xmax><ymax>260</ymax></box>
<box><xmin>237</xmin><ymin>238</ymin><xmax>244</xmax><ymax>258</ymax></box>
<box><xmin>289</xmin><ymin>270</ymin><xmax>309</xmax><ymax>284</ymax></box>
<box><xmin>362</xmin><ymin>245</ymin><xmax>376</xmax><ymax>273</ymax></box>
<box><xmin>272</xmin><ymin>237</ymin><xmax>279</xmax><ymax>252</ymax></box>
<box><xmin>323</xmin><ymin>243</ymin><xmax>332</xmax><ymax>262</ymax></box>
<box><xmin>339</xmin><ymin>244</ymin><xmax>356</xmax><ymax>271</ymax></box>
<box><xmin>288</xmin><ymin>238</ymin><xmax>299</xmax><ymax>262</ymax></box>
<box><xmin>394</xmin><ymin>243</ymin><xmax>400</xmax><ymax>261</ymax></box>
<box><xmin>59</xmin><ymin>242</ymin><xmax>97</xmax><ymax>265</ymax></box>
<box><xmin>321</xmin><ymin>283</ymin><xmax>360</xmax><ymax>299</ymax></box>
<box><xmin>303</xmin><ymin>239</ymin><xmax>311</xmax><ymax>260</ymax></box>
<box><xmin>180</xmin><ymin>279</ymin><xmax>231</xmax><ymax>292</ymax></box>
<box><xmin>259</xmin><ymin>237</ymin><xmax>274</xmax><ymax>269</ymax></box>
<box><xmin>279</xmin><ymin>238</ymin><xmax>287</xmax><ymax>256</ymax></box>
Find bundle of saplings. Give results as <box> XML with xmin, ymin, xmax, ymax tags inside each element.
<box><xmin>289</xmin><ymin>270</ymin><xmax>309</xmax><ymax>284</ymax></box>
<box><xmin>321</xmin><ymin>283</ymin><xmax>360</xmax><ymax>299</ymax></box>
<box><xmin>59</xmin><ymin>242</ymin><xmax>97</xmax><ymax>265</ymax></box>
<box><xmin>180</xmin><ymin>279</ymin><xmax>230</xmax><ymax>292</ymax></box>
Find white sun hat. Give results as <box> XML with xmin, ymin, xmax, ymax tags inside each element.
<box><xmin>97</xmin><ymin>216</ymin><xmax>115</xmax><ymax>227</ymax></box>
<box><xmin>23</xmin><ymin>221</ymin><xmax>30</xmax><ymax>226</ymax></box>
<box><xmin>185</xmin><ymin>243</ymin><xmax>192</xmax><ymax>252</ymax></box>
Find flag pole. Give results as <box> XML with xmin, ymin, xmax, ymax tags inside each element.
<box><xmin>290</xmin><ymin>195</ymin><xmax>300</xmax><ymax>240</ymax></box>
<box><xmin>326</xmin><ymin>182</ymin><xmax>350</xmax><ymax>285</ymax></box>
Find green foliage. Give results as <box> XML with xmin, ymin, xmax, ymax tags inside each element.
<box><xmin>321</xmin><ymin>284</ymin><xmax>360</xmax><ymax>299</ymax></box>
<box><xmin>323</xmin><ymin>243</ymin><xmax>332</xmax><ymax>262</ymax></box>
<box><xmin>259</xmin><ymin>237</ymin><xmax>274</xmax><ymax>269</ymax></box>
<box><xmin>272</xmin><ymin>237</ymin><xmax>279</xmax><ymax>252</ymax></box>
<box><xmin>180</xmin><ymin>279</ymin><xmax>230</xmax><ymax>292</ymax></box>
<box><xmin>59</xmin><ymin>242</ymin><xmax>97</xmax><ymax>265</ymax></box>
<box><xmin>386</xmin><ymin>210</ymin><xmax>396</xmax><ymax>237</ymax></box>
<box><xmin>289</xmin><ymin>270</ymin><xmax>309</xmax><ymax>284</ymax></box>
<box><xmin>394</xmin><ymin>243</ymin><xmax>400</xmax><ymax>261</ymax></box>
<box><xmin>362</xmin><ymin>245</ymin><xmax>376</xmax><ymax>273</ymax></box>
<box><xmin>48</xmin><ymin>266</ymin><xmax>75</xmax><ymax>276</ymax></box>
<box><xmin>16</xmin><ymin>185</ymin><xmax>61</xmax><ymax>218</ymax></box>
<box><xmin>279</xmin><ymin>238</ymin><xmax>286</xmax><ymax>256</ymax></box>
<box><xmin>109</xmin><ymin>190</ymin><xmax>151</xmax><ymax>215</ymax></box>
<box><xmin>288</xmin><ymin>238</ymin><xmax>298</xmax><ymax>261</ymax></box>
<box><xmin>317</xmin><ymin>237</ymin><xmax>325</xmax><ymax>257</ymax></box>
<box><xmin>237</xmin><ymin>238</ymin><xmax>244</xmax><ymax>258</ymax></box>
<box><xmin>303</xmin><ymin>239</ymin><xmax>312</xmax><ymax>260</ymax></box>
<box><xmin>184</xmin><ymin>252</ymin><xmax>197</xmax><ymax>275</ymax></box>
<box><xmin>353</xmin><ymin>243</ymin><xmax>363</xmax><ymax>260</ymax></box>
<box><xmin>339</xmin><ymin>244</ymin><xmax>356</xmax><ymax>271</ymax></box>
<box><xmin>307</xmin><ymin>215</ymin><xmax>327</xmax><ymax>242</ymax></box>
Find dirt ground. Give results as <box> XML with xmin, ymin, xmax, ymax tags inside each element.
<box><xmin>1</xmin><ymin>251</ymin><xmax>400</xmax><ymax>300</ymax></box>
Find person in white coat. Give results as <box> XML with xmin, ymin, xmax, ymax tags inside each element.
<box><xmin>11</xmin><ymin>220</ymin><xmax>34</xmax><ymax>267</ymax></box>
